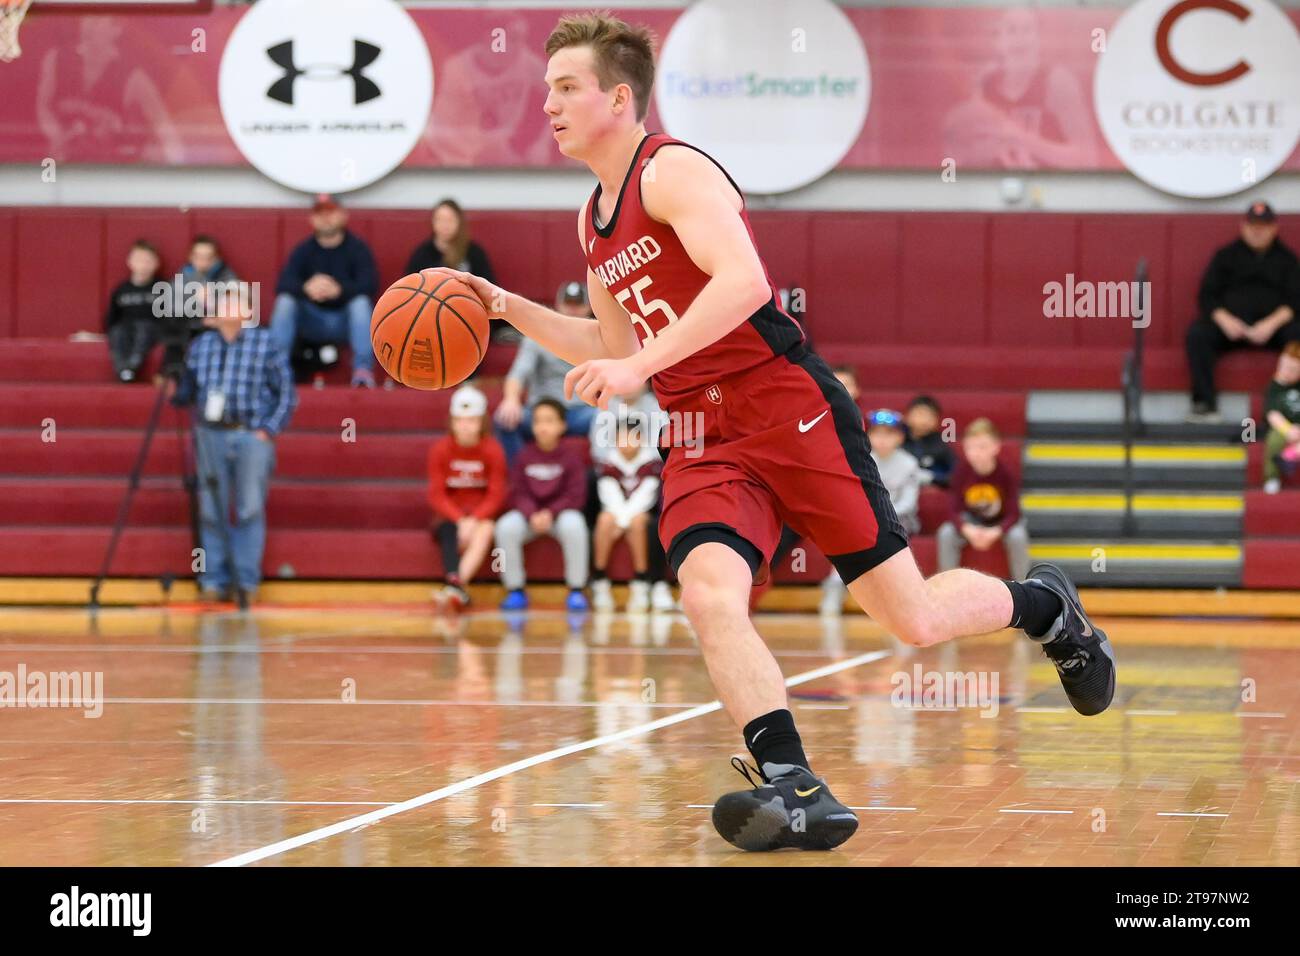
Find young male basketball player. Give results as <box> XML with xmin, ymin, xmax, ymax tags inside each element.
<box><xmin>441</xmin><ymin>13</ymin><xmax>1116</xmax><ymax>852</ymax></box>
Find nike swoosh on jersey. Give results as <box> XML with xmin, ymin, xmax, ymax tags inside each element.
<box><xmin>798</xmin><ymin>410</ymin><xmax>829</xmax><ymax>433</ymax></box>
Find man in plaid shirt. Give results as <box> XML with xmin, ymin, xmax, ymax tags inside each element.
<box><xmin>173</xmin><ymin>303</ymin><xmax>297</xmax><ymax>602</ymax></box>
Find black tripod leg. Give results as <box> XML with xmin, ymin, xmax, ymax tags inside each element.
<box><xmin>90</xmin><ymin>381</ymin><xmax>168</xmax><ymax>612</ymax></box>
<box><xmin>176</xmin><ymin>406</ymin><xmax>202</xmax><ymax>590</ymax></box>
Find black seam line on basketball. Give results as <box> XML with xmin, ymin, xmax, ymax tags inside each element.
<box><xmin>435</xmin><ymin>299</ymin><xmax>448</xmax><ymax>389</ymax></box>
<box><xmin>394</xmin><ymin>286</ymin><xmax>439</xmax><ymax>388</ymax></box>
<box><xmin>437</xmin><ymin>298</ymin><xmax>484</xmax><ymax>363</ymax></box>
<box><xmin>370</xmin><ymin>269</ymin><xmax>429</xmax><ymax>344</ymax></box>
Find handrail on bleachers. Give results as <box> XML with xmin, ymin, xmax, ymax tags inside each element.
<box><xmin>1120</xmin><ymin>258</ymin><xmax>1149</xmax><ymax>537</ymax></box>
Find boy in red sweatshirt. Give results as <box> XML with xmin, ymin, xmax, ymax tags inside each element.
<box><xmin>427</xmin><ymin>385</ymin><xmax>507</xmax><ymax>608</ymax></box>
<box><xmin>494</xmin><ymin>398</ymin><xmax>591</xmax><ymax>611</ymax></box>
<box><xmin>937</xmin><ymin>418</ymin><xmax>1030</xmax><ymax>579</ymax></box>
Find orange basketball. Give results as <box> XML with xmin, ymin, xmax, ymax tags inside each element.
<box><xmin>370</xmin><ymin>270</ymin><xmax>490</xmax><ymax>390</ymax></box>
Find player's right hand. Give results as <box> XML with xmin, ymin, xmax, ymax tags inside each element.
<box><xmin>424</xmin><ymin>267</ymin><xmax>507</xmax><ymax>320</ymax></box>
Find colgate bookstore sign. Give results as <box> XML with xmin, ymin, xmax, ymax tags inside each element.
<box><xmin>1095</xmin><ymin>0</ymin><xmax>1300</xmax><ymax>198</ymax></box>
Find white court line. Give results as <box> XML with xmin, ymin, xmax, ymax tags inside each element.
<box><xmin>1236</xmin><ymin>712</ymin><xmax>1286</xmax><ymax>719</ymax></box>
<box><xmin>848</xmin><ymin>806</ymin><xmax>916</xmax><ymax>812</ymax></box>
<box><xmin>208</xmin><ymin>649</ymin><xmax>891</xmax><ymax>867</ymax></box>
<box><xmin>97</xmin><ymin>697</ymin><xmax>709</xmax><ymax>709</ymax></box>
<box><xmin>999</xmin><ymin>808</ymin><xmax>1074</xmax><ymax>815</ymax></box>
<box><xmin>796</xmin><ymin>703</ymin><xmax>850</xmax><ymax>710</ymax></box>
<box><xmin>0</xmin><ymin>799</ymin><xmax>394</xmax><ymax>807</ymax></box>
<box><xmin>1157</xmin><ymin>811</ymin><xmax>1228</xmax><ymax>818</ymax></box>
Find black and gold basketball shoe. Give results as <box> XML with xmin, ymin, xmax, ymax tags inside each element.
<box><xmin>1025</xmin><ymin>562</ymin><xmax>1117</xmax><ymax>716</ymax></box>
<box><xmin>711</xmin><ymin>758</ymin><xmax>858</xmax><ymax>851</ymax></box>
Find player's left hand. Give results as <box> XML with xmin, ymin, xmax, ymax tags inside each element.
<box><xmin>565</xmin><ymin>358</ymin><xmax>646</xmax><ymax>410</ymax></box>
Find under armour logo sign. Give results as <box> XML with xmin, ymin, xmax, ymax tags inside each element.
<box><xmin>266</xmin><ymin>39</ymin><xmax>382</xmax><ymax>106</ymax></box>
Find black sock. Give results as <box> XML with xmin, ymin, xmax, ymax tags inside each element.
<box><xmin>637</xmin><ymin>569</ymin><xmax>653</xmax><ymax>583</ymax></box>
<box><xmin>591</xmin><ymin>569</ymin><xmax>607</xmax><ymax>581</ymax></box>
<box><xmin>743</xmin><ymin>709</ymin><xmax>811</xmax><ymax>776</ymax></box>
<box><xmin>1005</xmin><ymin>580</ymin><xmax>1063</xmax><ymax>637</ymax></box>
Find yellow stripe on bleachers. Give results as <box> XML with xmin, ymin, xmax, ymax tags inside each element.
<box><xmin>1028</xmin><ymin>543</ymin><xmax>1242</xmax><ymax>561</ymax></box>
<box><xmin>1025</xmin><ymin>444</ymin><xmax>1246</xmax><ymax>463</ymax></box>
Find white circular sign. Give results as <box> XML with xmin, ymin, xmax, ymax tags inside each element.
<box><xmin>654</xmin><ymin>0</ymin><xmax>870</xmax><ymax>194</ymax></box>
<box><xmin>1095</xmin><ymin>0</ymin><xmax>1300</xmax><ymax>198</ymax></box>
<box><xmin>219</xmin><ymin>0</ymin><xmax>433</xmax><ymax>193</ymax></box>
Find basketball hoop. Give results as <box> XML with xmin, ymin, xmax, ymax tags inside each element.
<box><xmin>0</xmin><ymin>0</ymin><xmax>33</xmax><ymax>63</ymax></box>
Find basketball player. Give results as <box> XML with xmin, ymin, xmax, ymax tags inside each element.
<box><xmin>441</xmin><ymin>13</ymin><xmax>1116</xmax><ymax>852</ymax></box>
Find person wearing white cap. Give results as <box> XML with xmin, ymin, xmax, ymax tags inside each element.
<box><xmin>427</xmin><ymin>383</ymin><xmax>508</xmax><ymax>608</ymax></box>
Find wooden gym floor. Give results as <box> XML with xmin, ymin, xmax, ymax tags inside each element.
<box><xmin>0</xmin><ymin>602</ymin><xmax>1297</xmax><ymax>866</ymax></box>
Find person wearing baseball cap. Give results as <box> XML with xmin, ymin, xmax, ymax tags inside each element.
<box><xmin>427</xmin><ymin>383</ymin><xmax>507</xmax><ymax>609</ymax></box>
<box><xmin>269</xmin><ymin>192</ymin><xmax>380</xmax><ymax>388</ymax></box>
<box><xmin>493</xmin><ymin>280</ymin><xmax>599</xmax><ymax>462</ymax></box>
<box><xmin>1186</xmin><ymin>200</ymin><xmax>1300</xmax><ymax>422</ymax></box>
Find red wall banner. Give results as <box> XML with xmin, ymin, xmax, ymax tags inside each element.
<box><xmin>2</xmin><ymin>4</ymin><xmax>1299</xmax><ymax>174</ymax></box>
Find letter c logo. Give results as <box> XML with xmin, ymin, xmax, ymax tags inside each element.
<box><xmin>1156</xmin><ymin>0</ymin><xmax>1252</xmax><ymax>86</ymax></box>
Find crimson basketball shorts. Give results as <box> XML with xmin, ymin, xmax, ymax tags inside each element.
<box><xmin>657</xmin><ymin>345</ymin><xmax>909</xmax><ymax>585</ymax></box>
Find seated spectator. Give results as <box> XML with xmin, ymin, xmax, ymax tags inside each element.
<box><xmin>904</xmin><ymin>394</ymin><xmax>955</xmax><ymax>487</ymax></box>
<box><xmin>171</xmin><ymin>298</ymin><xmax>297</xmax><ymax>603</ymax></box>
<box><xmin>495</xmin><ymin>399</ymin><xmax>591</xmax><ymax>611</ymax></box>
<box><xmin>936</xmin><ymin>418</ymin><xmax>1030</xmax><ymax>580</ymax></box>
<box><xmin>588</xmin><ymin>383</ymin><xmax>667</xmax><ymax>464</ymax></box>
<box><xmin>867</xmin><ymin>409</ymin><xmax>922</xmax><ymax>536</ymax></box>
<box><xmin>494</xmin><ymin>281</ymin><xmax>598</xmax><ymax>461</ymax></box>
<box><xmin>1186</xmin><ymin>201</ymin><xmax>1300</xmax><ymax>422</ymax></box>
<box><xmin>178</xmin><ymin>234</ymin><xmax>239</xmax><ymax>343</ymax></box>
<box><xmin>427</xmin><ymin>384</ymin><xmax>507</xmax><ymax>608</ymax></box>
<box><xmin>269</xmin><ymin>194</ymin><xmax>379</xmax><ymax>388</ymax></box>
<box><xmin>590</xmin><ymin>389</ymin><xmax>675</xmax><ymax>612</ymax></box>
<box><xmin>185</xmin><ymin>234</ymin><xmax>238</xmax><ymax>288</ymax></box>
<box><xmin>104</xmin><ymin>239</ymin><xmax>163</xmax><ymax>383</ymax></box>
<box><xmin>590</xmin><ymin>413</ymin><xmax>664</xmax><ymax>613</ymax></box>
<box><xmin>406</xmin><ymin>198</ymin><xmax>496</xmax><ymax>281</ymax></box>
<box><xmin>1264</xmin><ymin>342</ymin><xmax>1300</xmax><ymax>494</ymax></box>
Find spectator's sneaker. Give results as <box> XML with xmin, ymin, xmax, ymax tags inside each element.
<box><xmin>1265</xmin><ymin>478</ymin><xmax>1282</xmax><ymax>495</ymax></box>
<box><xmin>650</xmin><ymin>580</ymin><xmax>676</xmax><ymax>612</ymax></box>
<box><xmin>1184</xmin><ymin>402</ymin><xmax>1222</xmax><ymax>424</ymax></box>
<box><xmin>351</xmin><ymin>369</ymin><xmax>376</xmax><ymax>389</ymax></box>
<box><xmin>1024</xmin><ymin>562</ymin><xmax>1117</xmax><ymax>716</ymax></box>
<box><xmin>500</xmin><ymin>588</ymin><xmax>529</xmax><ymax>611</ymax></box>
<box><xmin>712</xmin><ymin>758</ymin><xmax>858</xmax><ymax>852</ymax></box>
<box><xmin>627</xmin><ymin>580</ymin><xmax>650</xmax><ymax>613</ymax></box>
<box><xmin>566</xmin><ymin>589</ymin><xmax>589</xmax><ymax>612</ymax></box>
<box><xmin>819</xmin><ymin>576</ymin><xmax>846</xmax><ymax>617</ymax></box>
<box><xmin>591</xmin><ymin>578</ymin><xmax>614</xmax><ymax>611</ymax></box>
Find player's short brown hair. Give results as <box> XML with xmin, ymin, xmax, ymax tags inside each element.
<box><xmin>963</xmin><ymin>417</ymin><xmax>1001</xmax><ymax>441</ymax></box>
<box><xmin>545</xmin><ymin>11</ymin><xmax>656</xmax><ymax>121</ymax></box>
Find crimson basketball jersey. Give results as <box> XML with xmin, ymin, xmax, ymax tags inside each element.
<box><xmin>582</xmin><ymin>133</ymin><xmax>805</xmax><ymax>412</ymax></box>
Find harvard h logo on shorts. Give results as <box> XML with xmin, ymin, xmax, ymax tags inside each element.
<box><xmin>706</xmin><ymin>384</ymin><xmax>722</xmax><ymax>405</ymax></box>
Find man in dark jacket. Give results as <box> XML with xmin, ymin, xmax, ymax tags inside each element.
<box><xmin>1186</xmin><ymin>201</ymin><xmax>1300</xmax><ymax>422</ymax></box>
<box><xmin>269</xmin><ymin>194</ymin><xmax>379</xmax><ymax>387</ymax></box>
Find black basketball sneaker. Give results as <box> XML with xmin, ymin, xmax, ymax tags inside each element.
<box><xmin>711</xmin><ymin>758</ymin><xmax>858</xmax><ymax>851</ymax></box>
<box><xmin>1024</xmin><ymin>562</ymin><xmax>1117</xmax><ymax>716</ymax></box>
